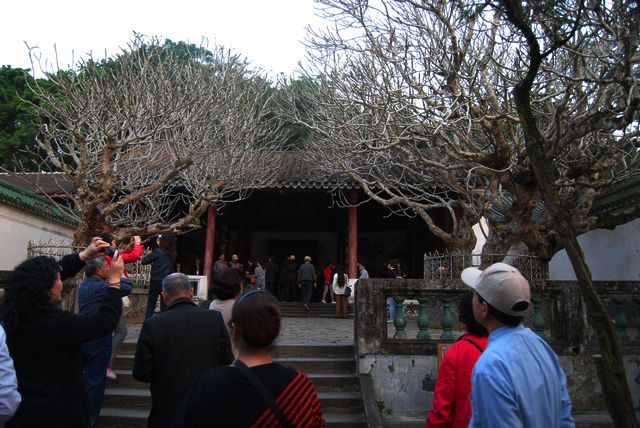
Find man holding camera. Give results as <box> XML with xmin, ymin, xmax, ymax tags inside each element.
<box><xmin>78</xmin><ymin>254</ymin><xmax>133</xmax><ymax>428</ymax></box>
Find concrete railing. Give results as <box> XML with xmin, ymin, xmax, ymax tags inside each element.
<box><xmin>355</xmin><ymin>278</ymin><xmax>640</xmax><ymax>419</ymax></box>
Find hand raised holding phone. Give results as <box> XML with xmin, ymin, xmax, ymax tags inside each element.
<box><xmin>108</xmin><ymin>251</ymin><xmax>124</xmax><ymax>284</ymax></box>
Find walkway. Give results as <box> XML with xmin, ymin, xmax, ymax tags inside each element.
<box><xmin>124</xmin><ymin>317</ymin><xmax>355</xmax><ymax>346</ymax></box>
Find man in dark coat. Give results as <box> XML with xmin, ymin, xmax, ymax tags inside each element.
<box><xmin>297</xmin><ymin>256</ymin><xmax>317</xmax><ymax>311</ymax></box>
<box><xmin>133</xmin><ymin>273</ymin><xmax>233</xmax><ymax>428</ymax></box>
<box><xmin>264</xmin><ymin>256</ymin><xmax>279</xmax><ymax>296</ymax></box>
<box><xmin>281</xmin><ymin>255</ymin><xmax>299</xmax><ymax>302</ymax></box>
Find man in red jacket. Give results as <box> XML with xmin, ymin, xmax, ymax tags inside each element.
<box><xmin>426</xmin><ymin>292</ymin><xmax>488</xmax><ymax>428</ymax></box>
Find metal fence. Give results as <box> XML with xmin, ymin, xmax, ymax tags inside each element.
<box><xmin>27</xmin><ymin>239</ymin><xmax>80</xmax><ymax>260</ymax></box>
<box><xmin>423</xmin><ymin>250</ymin><xmax>548</xmax><ymax>281</ymax></box>
<box><xmin>27</xmin><ymin>240</ymin><xmax>152</xmax><ymax>287</ymax></box>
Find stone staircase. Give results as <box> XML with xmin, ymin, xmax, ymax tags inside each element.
<box><xmin>100</xmin><ymin>340</ymin><xmax>367</xmax><ymax>427</ymax></box>
<box><xmin>278</xmin><ymin>302</ymin><xmax>355</xmax><ymax>318</ymax></box>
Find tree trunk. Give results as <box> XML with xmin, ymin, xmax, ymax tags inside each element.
<box><xmin>511</xmin><ymin>63</ymin><xmax>637</xmax><ymax>428</ymax></box>
<box><xmin>519</xmin><ymin>94</ymin><xmax>637</xmax><ymax>428</ymax></box>
<box><xmin>502</xmin><ymin>0</ymin><xmax>637</xmax><ymax>423</ymax></box>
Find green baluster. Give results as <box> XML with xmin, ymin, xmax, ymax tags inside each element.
<box><xmin>440</xmin><ymin>299</ymin><xmax>453</xmax><ymax>340</ymax></box>
<box><xmin>533</xmin><ymin>298</ymin><xmax>545</xmax><ymax>338</ymax></box>
<box><xmin>613</xmin><ymin>298</ymin><xmax>628</xmax><ymax>341</ymax></box>
<box><xmin>417</xmin><ymin>298</ymin><xmax>430</xmax><ymax>339</ymax></box>
<box><xmin>393</xmin><ymin>297</ymin><xmax>407</xmax><ymax>338</ymax></box>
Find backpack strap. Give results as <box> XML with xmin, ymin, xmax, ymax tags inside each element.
<box><xmin>234</xmin><ymin>360</ymin><xmax>290</xmax><ymax>428</ymax></box>
<box><xmin>463</xmin><ymin>338</ymin><xmax>485</xmax><ymax>354</ymax></box>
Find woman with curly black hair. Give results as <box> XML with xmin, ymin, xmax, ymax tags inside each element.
<box><xmin>1</xmin><ymin>238</ymin><xmax>124</xmax><ymax>428</ymax></box>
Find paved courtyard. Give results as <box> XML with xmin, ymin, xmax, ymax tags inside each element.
<box><xmin>124</xmin><ymin>317</ymin><xmax>356</xmax><ymax>346</ymax></box>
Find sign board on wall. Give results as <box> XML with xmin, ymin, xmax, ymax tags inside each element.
<box><xmin>437</xmin><ymin>343</ymin><xmax>454</xmax><ymax>368</ymax></box>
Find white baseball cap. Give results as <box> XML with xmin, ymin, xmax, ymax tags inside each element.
<box><xmin>461</xmin><ymin>262</ymin><xmax>531</xmax><ymax>316</ymax></box>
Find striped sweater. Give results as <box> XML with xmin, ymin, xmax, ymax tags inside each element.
<box><xmin>176</xmin><ymin>362</ymin><xmax>325</xmax><ymax>427</ymax></box>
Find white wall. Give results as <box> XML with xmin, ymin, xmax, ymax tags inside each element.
<box><xmin>0</xmin><ymin>204</ymin><xmax>75</xmax><ymax>270</ymax></box>
<box><xmin>549</xmin><ymin>218</ymin><xmax>640</xmax><ymax>281</ymax></box>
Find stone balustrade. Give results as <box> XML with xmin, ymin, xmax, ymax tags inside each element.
<box><xmin>355</xmin><ymin>277</ymin><xmax>640</xmax><ymax>417</ymax></box>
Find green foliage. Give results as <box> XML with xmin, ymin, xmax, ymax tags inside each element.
<box><xmin>0</xmin><ymin>66</ymin><xmax>56</xmax><ymax>170</ymax></box>
<box><xmin>274</xmin><ymin>76</ymin><xmax>324</xmax><ymax>149</ymax></box>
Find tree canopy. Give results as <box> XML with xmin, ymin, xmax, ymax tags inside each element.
<box><xmin>296</xmin><ymin>0</ymin><xmax>639</xmax><ymax>423</ymax></box>
<box><xmin>25</xmin><ymin>35</ymin><xmax>286</xmax><ymax>244</ymax></box>
<box><xmin>294</xmin><ymin>0</ymin><xmax>639</xmax><ymax>257</ymax></box>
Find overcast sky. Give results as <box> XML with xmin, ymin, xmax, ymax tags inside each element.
<box><xmin>1</xmin><ymin>0</ymin><xmax>327</xmax><ymax>78</ymax></box>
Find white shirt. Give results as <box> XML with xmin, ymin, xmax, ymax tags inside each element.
<box><xmin>332</xmin><ymin>273</ymin><xmax>349</xmax><ymax>295</ymax></box>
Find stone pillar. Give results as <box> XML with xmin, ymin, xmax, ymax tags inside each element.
<box><xmin>348</xmin><ymin>191</ymin><xmax>358</xmax><ymax>279</ymax></box>
<box><xmin>203</xmin><ymin>205</ymin><xmax>217</xmax><ymax>287</ymax></box>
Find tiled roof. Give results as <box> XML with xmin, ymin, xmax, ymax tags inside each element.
<box><xmin>269</xmin><ymin>151</ymin><xmax>357</xmax><ymax>190</ymax></box>
<box><xmin>0</xmin><ymin>172</ymin><xmax>75</xmax><ymax>196</ymax></box>
<box><xmin>0</xmin><ymin>153</ymin><xmax>356</xmax><ymax>193</ymax></box>
<box><xmin>0</xmin><ymin>178</ymin><xmax>78</xmax><ymax>226</ymax></box>
<box><xmin>3</xmin><ymin>158</ymin><xmax>637</xmax><ymax>219</ymax></box>
<box><xmin>590</xmin><ymin>176</ymin><xmax>640</xmax><ymax>220</ymax></box>
<box><xmin>489</xmin><ymin>176</ymin><xmax>640</xmax><ymax>225</ymax></box>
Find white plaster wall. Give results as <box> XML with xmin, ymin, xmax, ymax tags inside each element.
<box><xmin>549</xmin><ymin>218</ymin><xmax>640</xmax><ymax>281</ymax></box>
<box><xmin>0</xmin><ymin>204</ymin><xmax>75</xmax><ymax>270</ymax></box>
<box><xmin>359</xmin><ymin>354</ymin><xmax>435</xmax><ymax>414</ymax></box>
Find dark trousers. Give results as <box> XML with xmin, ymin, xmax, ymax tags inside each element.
<box><xmin>266</xmin><ymin>280</ymin><xmax>276</xmax><ymax>296</ymax></box>
<box><xmin>145</xmin><ymin>279</ymin><xmax>166</xmax><ymax>319</ymax></box>
<box><xmin>281</xmin><ymin>279</ymin><xmax>296</xmax><ymax>302</ymax></box>
<box><xmin>301</xmin><ymin>280</ymin><xmax>314</xmax><ymax>305</ymax></box>
<box><xmin>82</xmin><ymin>335</ymin><xmax>112</xmax><ymax>427</ymax></box>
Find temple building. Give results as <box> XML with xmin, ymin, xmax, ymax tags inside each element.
<box><xmin>177</xmin><ymin>153</ymin><xmax>446</xmax><ymax>280</ymax></box>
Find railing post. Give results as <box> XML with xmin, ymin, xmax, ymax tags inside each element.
<box><xmin>633</xmin><ymin>298</ymin><xmax>640</xmax><ymax>340</ymax></box>
<box><xmin>417</xmin><ymin>298</ymin><xmax>430</xmax><ymax>339</ymax></box>
<box><xmin>440</xmin><ymin>299</ymin><xmax>454</xmax><ymax>340</ymax></box>
<box><xmin>613</xmin><ymin>298</ymin><xmax>628</xmax><ymax>341</ymax></box>
<box><xmin>393</xmin><ymin>297</ymin><xmax>407</xmax><ymax>338</ymax></box>
<box><xmin>533</xmin><ymin>298</ymin><xmax>545</xmax><ymax>338</ymax></box>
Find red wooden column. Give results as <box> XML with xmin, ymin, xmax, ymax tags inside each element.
<box><xmin>203</xmin><ymin>205</ymin><xmax>217</xmax><ymax>287</ymax></box>
<box><xmin>347</xmin><ymin>191</ymin><xmax>358</xmax><ymax>279</ymax></box>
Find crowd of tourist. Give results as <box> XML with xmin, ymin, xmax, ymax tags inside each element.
<box><xmin>0</xmin><ymin>232</ymin><xmax>575</xmax><ymax>428</ymax></box>
<box><xmin>0</xmin><ymin>237</ymin><xmax>330</xmax><ymax>427</ymax></box>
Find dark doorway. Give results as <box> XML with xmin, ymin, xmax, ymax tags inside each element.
<box><xmin>269</xmin><ymin>239</ymin><xmax>319</xmax><ymax>267</ymax></box>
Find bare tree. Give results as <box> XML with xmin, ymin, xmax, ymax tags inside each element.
<box><xmin>24</xmin><ymin>35</ymin><xmax>283</xmax><ymax>244</ymax></box>
<box><xmin>296</xmin><ymin>0</ymin><xmax>639</xmax><ymax>424</ymax></box>
<box><xmin>294</xmin><ymin>0</ymin><xmax>638</xmax><ymax>256</ymax></box>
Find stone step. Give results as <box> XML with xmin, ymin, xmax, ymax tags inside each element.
<box><xmin>273</xmin><ymin>344</ymin><xmax>354</xmax><ymax>358</ymax></box>
<box><xmin>100</xmin><ymin>408</ymin><xmax>366</xmax><ymax>428</ymax></box>
<box><xmin>113</xmin><ymin>354</ymin><xmax>356</xmax><ymax>374</ymax></box>
<box><xmin>117</xmin><ymin>341</ymin><xmax>354</xmax><ymax>358</ymax></box>
<box><xmin>103</xmin><ymin>388</ymin><xmax>363</xmax><ymax>413</ymax></box>
<box><xmin>108</xmin><ymin>370</ymin><xmax>360</xmax><ymax>392</ymax></box>
<box><xmin>104</xmin><ymin>333</ymin><xmax>365</xmax><ymax>427</ymax></box>
<box><xmin>273</xmin><ymin>357</ymin><xmax>356</xmax><ymax>374</ymax></box>
<box><xmin>279</xmin><ymin>303</ymin><xmax>355</xmax><ymax>319</ymax></box>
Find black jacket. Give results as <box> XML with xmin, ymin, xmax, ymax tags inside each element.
<box><xmin>282</xmin><ymin>260</ymin><xmax>298</xmax><ymax>282</ymax></box>
<box><xmin>6</xmin><ymin>262</ymin><xmax>121</xmax><ymax>428</ymax></box>
<box><xmin>264</xmin><ymin>260</ymin><xmax>279</xmax><ymax>284</ymax></box>
<box><xmin>141</xmin><ymin>248</ymin><xmax>176</xmax><ymax>281</ymax></box>
<box><xmin>133</xmin><ymin>298</ymin><xmax>233</xmax><ymax>428</ymax></box>
<box><xmin>59</xmin><ymin>252</ymin><xmax>86</xmax><ymax>281</ymax></box>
